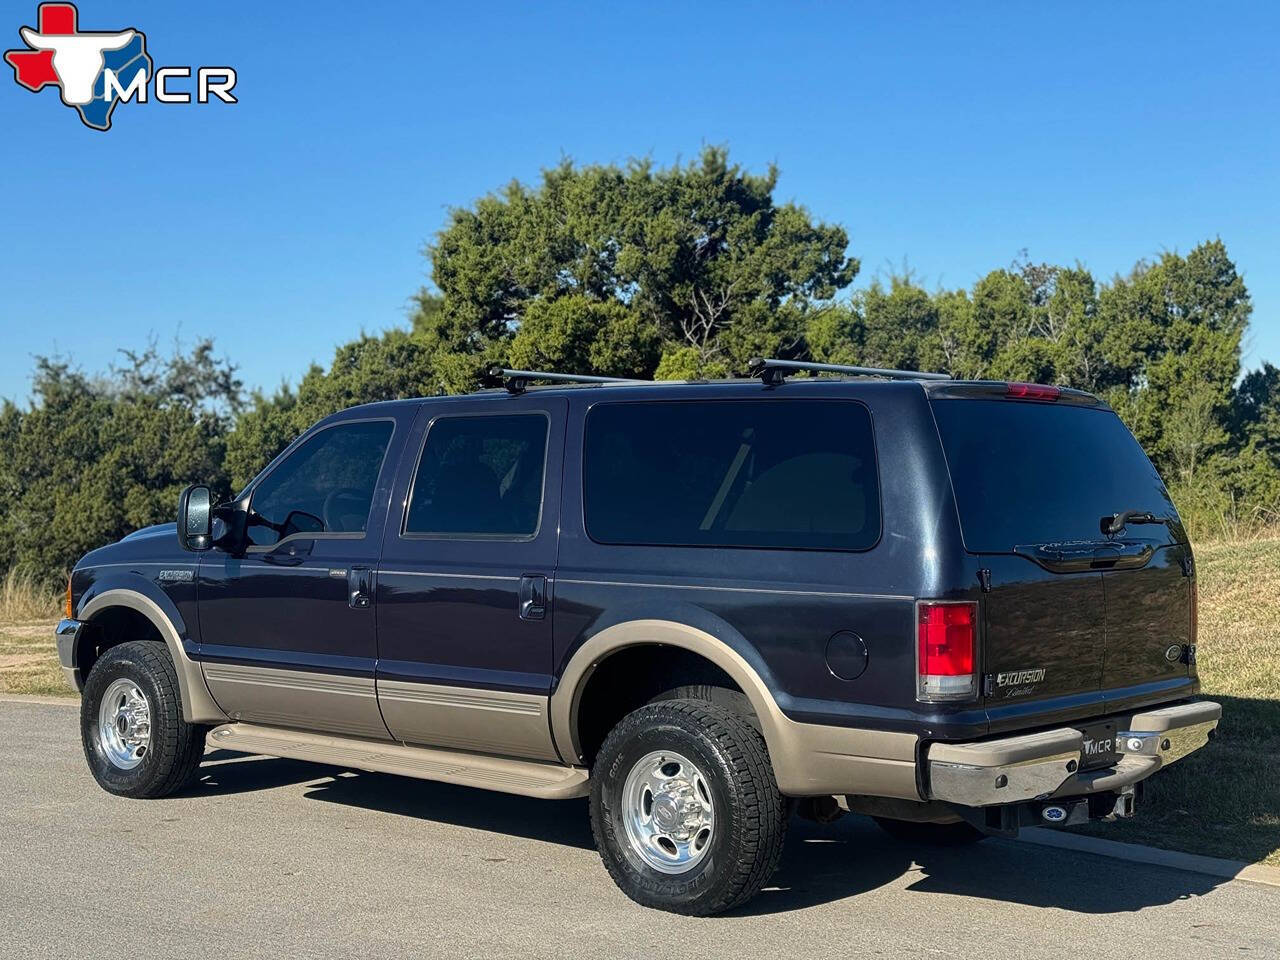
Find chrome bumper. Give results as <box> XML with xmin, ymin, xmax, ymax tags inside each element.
<box><xmin>926</xmin><ymin>700</ymin><xmax>1221</xmax><ymax>807</ymax></box>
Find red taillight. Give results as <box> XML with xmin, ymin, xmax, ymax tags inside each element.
<box><xmin>917</xmin><ymin>601</ymin><xmax>977</xmax><ymax>701</ymax></box>
<box><xmin>1006</xmin><ymin>382</ymin><xmax>1061</xmax><ymax>401</ymax></box>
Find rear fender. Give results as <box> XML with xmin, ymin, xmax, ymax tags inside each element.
<box><xmin>551</xmin><ymin>618</ymin><xmax>920</xmax><ymax>798</ymax></box>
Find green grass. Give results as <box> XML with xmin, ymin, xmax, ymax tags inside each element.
<box><xmin>1</xmin><ymin>541</ymin><xmax>1276</xmax><ymax>864</ymax></box>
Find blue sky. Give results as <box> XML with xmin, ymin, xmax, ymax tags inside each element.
<box><xmin>1</xmin><ymin>1</ymin><xmax>1276</xmax><ymax>402</ymax></box>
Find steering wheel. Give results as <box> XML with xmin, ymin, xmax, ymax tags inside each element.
<box><xmin>322</xmin><ymin>488</ymin><xmax>366</xmax><ymax>532</ymax></box>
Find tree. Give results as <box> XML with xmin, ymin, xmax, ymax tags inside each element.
<box><xmin>1102</xmin><ymin>241</ymin><xmax>1250</xmax><ymax>472</ymax></box>
<box><xmin>1232</xmin><ymin>362</ymin><xmax>1280</xmax><ymax>453</ymax></box>
<box><xmin>430</xmin><ymin>147</ymin><xmax>858</xmax><ymax>378</ymax></box>
<box><xmin>506</xmin><ymin>296</ymin><xmax>661</xmax><ymax>379</ymax></box>
<box><xmin>0</xmin><ymin>342</ymin><xmax>240</xmax><ymax>577</ymax></box>
<box><xmin>225</xmin><ymin>319</ymin><xmax>446</xmax><ymax>490</ymax></box>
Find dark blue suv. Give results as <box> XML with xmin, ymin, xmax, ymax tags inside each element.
<box><xmin>56</xmin><ymin>361</ymin><xmax>1220</xmax><ymax>914</ymax></box>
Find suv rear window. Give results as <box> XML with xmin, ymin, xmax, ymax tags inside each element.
<box><xmin>584</xmin><ymin>399</ymin><xmax>880</xmax><ymax>551</ymax></box>
<box><xmin>931</xmin><ymin>399</ymin><xmax>1179</xmax><ymax>552</ymax></box>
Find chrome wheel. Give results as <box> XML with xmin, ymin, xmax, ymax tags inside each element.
<box><xmin>97</xmin><ymin>678</ymin><xmax>152</xmax><ymax>770</ymax></box>
<box><xmin>621</xmin><ymin>750</ymin><xmax>715</xmax><ymax>874</ymax></box>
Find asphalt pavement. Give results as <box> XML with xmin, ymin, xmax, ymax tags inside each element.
<box><xmin>1</xmin><ymin>699</ymin><xmax>1275</xmax><ymax>960</ymax></box>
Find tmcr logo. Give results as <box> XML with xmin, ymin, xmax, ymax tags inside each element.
<box><xmin>4</xmin><ymin>3</ymin><xmax>237</xmax><ymax>131</ymax></box>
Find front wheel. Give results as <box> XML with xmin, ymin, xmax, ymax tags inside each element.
<box><xmin>80</xmin><ymin>641</ymin><xmax>206</xmax><ymax>798</ymax></box>
<box><xmin>590</xmin><ymin>699</ymin><xmax>787</xmax><ymax>915</ymax></box>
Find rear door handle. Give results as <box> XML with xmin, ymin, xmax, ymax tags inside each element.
<box><xmin>348</xmin><ymin>565</ymin><xmax>373</xmax><ymax>610</ymax></box>
<box><xmin>519</xmin><ymin>575</ymin><xmax>547</xmax><ymax>621</ymax></box>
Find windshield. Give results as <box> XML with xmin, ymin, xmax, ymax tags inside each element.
<box><xmin>931</xmin><ymin>399</ymin><xmax>1180</xmax><ymax>553</ymax></box>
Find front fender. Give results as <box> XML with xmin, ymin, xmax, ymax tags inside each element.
<box><xmin>74</xmin><ymin>573</ymin><xmax>225</xmax><ymax>725</ymax></box>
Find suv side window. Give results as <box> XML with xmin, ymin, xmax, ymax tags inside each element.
<box><xmin>247</xmin><ymin>420</ymin><xmax>395</xmax><ymax>547</ymax></box>
<box><xmin>404</xmin><ymin>413</ymin><xmax>549</xmax><ymax>538</ymax></box>
<box><xmin>584</xmin><ymin>399</ymin><xmax>881</xmax><ymax>551</ymax></box>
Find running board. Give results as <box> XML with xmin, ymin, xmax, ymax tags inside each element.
<box><xmin>208</xmin><ymin>723</ymin><xmax>590</xmax><ymax>799</ymax></box>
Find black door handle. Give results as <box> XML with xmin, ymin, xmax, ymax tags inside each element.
<box><xmin>348</xmin><ymin>565</ymin><xmax>372</xmax><ymax>610</ymax></box>
<box><xmin>519</xmin><ymin>575</ymin><xmax>547</xmax><ymax>621</ymax></box>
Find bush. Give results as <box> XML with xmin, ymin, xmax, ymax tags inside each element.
<box><xmin>0</xmin><ymin>343</ymin><xmax>240</xmax><ymax>578</ymax></box>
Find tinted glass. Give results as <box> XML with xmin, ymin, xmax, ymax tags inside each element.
<box><xmin>406</xmin><ymin>414</ymin><xmax>548</xmax><ymax>537</ymax></box>
<box><xmin>584</xmin><ymin>400</ymin><xmax>880</xmax><ymax>550</ymax></box>
<box><xmin>248</xmin><ymin>421</ymin><xmax>394</xmax><ymax>546</ymax></box>
<box><xmin>931</xmin><ymin>399</ymin><xmax>1178</xmax><ymax>552</ymax></box>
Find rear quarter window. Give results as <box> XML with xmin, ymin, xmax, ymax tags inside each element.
<box><xmin>583</xmin><ymin>399</ymin><xmax>881</xmax><ymax>551</ymax></box>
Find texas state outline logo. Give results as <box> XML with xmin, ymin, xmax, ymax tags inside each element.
<box><xmin>4</xmin><ymin>3</ymin><xmax>237</xmax><ymax>132</ymax></box>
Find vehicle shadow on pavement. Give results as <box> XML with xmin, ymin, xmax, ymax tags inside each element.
<box><xmin>302</xmin><ymin>769</ymin><xmax>597</xmax><ymax>850</ymax></box>
<box><xmin>189</xmin><ymin>749</ymin><xmax>350</xmax><ymax>796</ymax></box>
<box><xmin>187</xmin><ymin>752</ymin><xmax>1228</xmax><ymax>916</ymax></box>
<box><xmin>733</xmin><ymin>817</ymin><xmax>1227</xmax><ymax>917</ymax></box>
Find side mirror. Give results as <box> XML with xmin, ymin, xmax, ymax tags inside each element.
<box><xmin>177</xmin><ymin>484</ymin><xmax>213</xmax><ymax>551</ymax></box>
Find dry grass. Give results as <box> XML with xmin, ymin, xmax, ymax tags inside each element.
<box><xmin>0</xmin><ymin>540</ymin><xmax>1276</xmax><ymax>864</ymax></box>
<box><xmin>0</xmin><ymin>569</ymin><xmax>62</xmax><ymax>622</ymax></box>
<box><xmin>0</xmin><ymin>569</ymin><xmax>64</xmax><ymax>696</ymax></box>
<box><xmin>1075</xmin><ymin>538</ymin><xmax>1280</xmax><ymax>866</ymax></box>
<box><xmin>0</xmin><ymin>622</ymin><xmax>66</xmax><ymax>696</ymax></box>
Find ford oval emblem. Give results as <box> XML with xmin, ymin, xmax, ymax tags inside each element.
<box><xmin>1164</xmin><ymin>644</ymin><xmax>1183</xmax><ymax>663</ymax></box>
<box><xmin>1041</xmin><ymin>805</ymin><xmax>1068</xmax><ymax>824</ymax></box>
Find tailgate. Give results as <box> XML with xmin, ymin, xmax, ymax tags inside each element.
<box><xmin>1102</xmin><ymin>544</ymin><xmax>1193</xmax><ymax>689</ymax></box>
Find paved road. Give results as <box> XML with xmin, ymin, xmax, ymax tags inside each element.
<box><xmin>2</xmin><ymin>700</ymin><xmax>1275</xmax><ymax>960</ymax></box>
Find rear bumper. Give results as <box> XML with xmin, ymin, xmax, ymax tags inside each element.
<box><xmin>926</xmin><ymin>700</ymin><xmax>1221</xmax><ymax>807</ymax></box>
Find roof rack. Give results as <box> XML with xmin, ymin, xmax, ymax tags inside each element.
<box><xmin>746</xmin><ymin>357</ymin><xmax>951</xmax><ymax>386</ymax></box>
<box><xmin>487</xmin><ymin>366</ymin><xmax>646</xmax><ymax>395</ymax></box>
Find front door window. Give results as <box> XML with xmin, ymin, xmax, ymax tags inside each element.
<box><xmin>247</xmin><ymin>420</ymin><xmax>394</xmax><ymax>547</ymax></box>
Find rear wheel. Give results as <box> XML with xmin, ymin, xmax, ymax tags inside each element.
<box><xmin>590</xmin><ymin>699</ymin><xmax>787</xmax><ymax>915</ymax></box>
<box><xmin>81</xmin><ymin>641</ymin><xmax>206</xmax><ymax>798</ymax></box>
<box><xmin>872</xmin><ymin>816</ymin><xmax>984</xmax><ymax>846</ymax></box>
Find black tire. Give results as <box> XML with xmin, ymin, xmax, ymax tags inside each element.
<box><xmin>872</xmin><ymin>816</ymin><xmax>985</xmax><ymax>846</ymax></box>
<box><xmin>80</xmin><ymin>640</ymin><xmax>207</xmax><ymax>798</ymax></box>
<box><xmin>648</xmin><ymin>683</ymin><xmax>759</xmax><ymax>731</ymax></box>
<box><xmin>590</xmin><ymin>699</ymin><xmax>787</xmax><ymax>915</ymax></box>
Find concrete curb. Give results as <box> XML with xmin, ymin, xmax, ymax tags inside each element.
<box><xmin>0</xmin><ymin>693</ymin><xmax>78</xmax><ymax>706</ymax></box>
<box><xmin>1017</xmin><ymin>827</ymin><xmax>1280</xmax><ymax>889</ymax></box>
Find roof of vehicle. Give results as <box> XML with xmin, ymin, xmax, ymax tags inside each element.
<box><xmin>333</xmin><ymin>374</ymin><xmax>1105</xmax><ymax>419</ymax></box>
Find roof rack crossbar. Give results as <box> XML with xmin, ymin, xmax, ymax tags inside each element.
<box><xmin>487</xmin><ymin>366</ymin><xmax>646</xmax><ymax>394</ymax></box>
<box><xmin>747</xmin><ymin>357</ymin><xmax>951</xmax><ymax>385</ymax></box>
